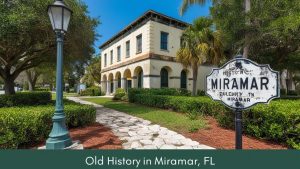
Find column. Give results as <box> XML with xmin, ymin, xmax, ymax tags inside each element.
<box><xmin>131</xmin><ymin>76</ymin><xmax>137</xmax><ymax>88</ymax></box>
<box><xmin>113</xmin><ymin>80</ymin><xmax>118</xmax><ymax>93</ymax></box>
<box><xmin>106</xmin><ymin>81</ymin><xmax>110</xmax><ymax>95</ymax></box>
<box><xmin>121</xmin><ymin>78</ymin><xmax>127</xmax><ymax>89</ymax></box>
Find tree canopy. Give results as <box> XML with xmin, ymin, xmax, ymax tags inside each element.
<box><xmin>211</xmin><ymin>0</ymin><xmax>300</xmax><ymax>71</ymax></box>
<box><xmin>0</xmin><ymin>0</ymin><xmax>99</xmax><ymax>94</ymax></box>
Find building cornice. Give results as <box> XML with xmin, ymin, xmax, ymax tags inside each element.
<box><xmin>99</xmin><ymin>10</ymin><xmax>190</xmax><ymax>50</ymax></box>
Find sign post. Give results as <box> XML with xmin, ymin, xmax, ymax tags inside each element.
<box><xmin>206</xmin><ymin>55</ymin><xmax>280</xmax><ymax>149</ymax></box>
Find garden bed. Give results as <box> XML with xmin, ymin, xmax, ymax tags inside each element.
<box><xmin>184</xmin><ymin>117</ymin><xmax>287</xmax><ymax>149</ymax></box>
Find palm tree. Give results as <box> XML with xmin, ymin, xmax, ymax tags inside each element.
<box><xmin>176</xmin><ymin>17</ymin><xmax>224</xmax><ymax>96</ymax></box>
<box><xmin>180</xmin><ymin>0</ymin><xmax>207</xmax><ymax>16</ymax></box>
<box><xmin>180</xmin><ymin>0</ymin><xmax>251</xmax><ymax>58</ymax></box>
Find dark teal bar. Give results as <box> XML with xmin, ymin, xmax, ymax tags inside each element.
<box><xmin>0</xmin><ymin>150</ymin><xmax>299</xmax><ymax>169</ymax></box>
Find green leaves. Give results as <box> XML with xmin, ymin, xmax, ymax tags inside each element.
<box><xmin>0</xmin><ymin>101</ymin><xmax>96</xmax><ymax>149</ymax></box>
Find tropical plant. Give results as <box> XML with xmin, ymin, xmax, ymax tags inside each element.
<box><xmin>180</xmin><ymin>0</ymin><xmax>251</xmax><ymax>58</ymax></box>
<box><xmin>176</xmin><ymin>17</ymin><xmax>224</xmax><ymax>96</ymax></box>
<box><xmin>179</xmin><ymin>0</ymin><xmax>208</xmax><ymax>16</ymax></box>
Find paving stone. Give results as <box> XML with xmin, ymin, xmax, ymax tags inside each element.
<box><xmin>177</xmin><ymin>145</ymin><xmax>193</xmax><ymax>149</ymax></box>
<box><xmin>131</xmin><ymin>141</ymin><xmax>142</xmax><ymax>149</ymax></box>
<box><xmin>160</xmin><ymin>145</ymin><xmax>177</xmax><ymax>149</ymax></box>
<box><xmin>164</xmin><ymin>138</ymin><xmax>182</xmax><ymax>146</ymax></box>
<box><xmin>142</xmin><ymin>145</ymin><xmax>157</xmax><ymax>149</ymax></box>
<box><xmin>140</xmin><ymin>140</ymin><xmax>153</xmax><ymax>145</ymax></box>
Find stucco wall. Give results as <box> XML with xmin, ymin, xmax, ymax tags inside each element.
<box><xmin>149</xmin><ymin>21</ymin><xmax>183</xmax><ymax>57</ymax></box>
<box><xmin>101</xmin><ymin>22</ymin><xmax>151</xmax><ymax>69</ymax></box>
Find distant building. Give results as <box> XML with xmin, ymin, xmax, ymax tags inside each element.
<box><xmin>100</xmin><ymin>10</ymin><xmax>213</xmax><ymax>95</ymax></box>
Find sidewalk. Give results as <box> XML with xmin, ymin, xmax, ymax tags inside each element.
<box><xmin>67</xmin><ymin>97</ymin><xmax>214</xmax><ymax>150</ymax></box>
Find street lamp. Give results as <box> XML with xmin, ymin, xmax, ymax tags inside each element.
<box><xmin>46</xmin><ymin>0</ymin><xmax>73</xmax><ymax>149</ymax></box>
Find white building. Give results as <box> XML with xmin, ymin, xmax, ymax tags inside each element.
<box><xmin>100</xmin><ymin>10</ymin><xmax>213</xmax><ymax>95</ymax></box>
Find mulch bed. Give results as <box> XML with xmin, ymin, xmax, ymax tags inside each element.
<box><xmin>27</xmin><ymin>123</ymin><xmax>122</xmax><ymax>149</ymax></box>
<box><xmin>183</xmin><ymin>117</ymin><xmax>287</xmax><ymax>149</ymax></box>
<box><xmin>69</xmin><ymin>123</ymin><xmax>122</xmax><ymax>149</ymax></box>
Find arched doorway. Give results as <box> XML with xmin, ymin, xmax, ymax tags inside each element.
<box><xmin>180</xmin><ymin>70</ymin><xmax>187</xmax><ymax>89</ymax></box>
<box><xmin>134</xmin><ymin>66</ymin><xmax>143</xmax><ymax>88</ymax></box>
<box><xmin>123</xmin><ymin>69</ymin><xmax>132</xmax><ymax>92</ymax></box>
<box><xmin>115</xmin><ymin>72</ymin><xmax>121</xmax><ymax>88</ymax></box>
<box><xmin>160</xmin><ymin>68</ymin><xmax>169</xmax><ymax>88</ymax></box>
<box><xmin>108</xmin><ymin>73</ymin><xmax>114</xmax><ymax>94</ymax></box>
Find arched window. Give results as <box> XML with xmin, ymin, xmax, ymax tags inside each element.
<box><xmin>180</xmin><ymin>70</ymin><xmax>187</xmax><ymax>89</ymax></box>
<box><xmin>138</xmin><ymin>70</ymin><xmax>143</xmax><ymax>88</ymax></box>
<box><xmin>117</xmin><ymin>77</ymin><xmax>121</xmax><ymax>88</ymax></box>
<box><xmin>160</xmin><ymin>68</ymin><xmax>169</xmax><ymax>88</ymax></box>
<box><xmin>110</xmin><ymin>82</ymin><xmax>114</xmax><ymax>93</ymax></box>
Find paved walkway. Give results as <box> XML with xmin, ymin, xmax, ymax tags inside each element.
<box><xmin>67</xmin><ymin>97</ymin><xmax>214</xmax><ymax>150</ymax></box>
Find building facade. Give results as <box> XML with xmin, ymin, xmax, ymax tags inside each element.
<box><xmin>100</xmin><ymin>10</ymin><xmax>214</xmax><ymax>95</ymax></box>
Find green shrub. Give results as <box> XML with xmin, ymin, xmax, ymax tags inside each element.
<box><xmin>280</xmin><ymin>89</ymin><xmax>287</xmax><ymax>96</ymax></box>
<box><xmin>113</xmin><ymin>88</ymin><xmax>126</xmax><ymax>100</ymax></box>
<box><xmin>80</xmin><ymin>86</ymin><xmax>102</xmax><ymax>96</ymax></box>
<box><xmin>128</xmin><ymin>88</ymin><xmax>191</xmax><ymax>102</ymax></box>
<box><xmin>0</xmin><ymin>92</ymin><xmax>51</xmax><ymax>107</ymax></box>
<box><xmin>129</xmin><ymin>92</ymin><xmax>300</xmax><ymax>149</ymax></box>
<box><xmin>197</xmin><ymin>90</ymin><xmax>206</xmax><ymax>96</ymax></box>
<box><xmin>287</xmin><ymin>90</ymin><xmax>298</xmax><ymax>96</ymax></box>
<box><xmin>0</xmin><ymin>101</ymin><xmax>96</xmax><ymax>149</ymax></box>
<box><xmin>35</xmin><ymin>87</ymin><xmax>50</xmax><ymax>91</ymax></box>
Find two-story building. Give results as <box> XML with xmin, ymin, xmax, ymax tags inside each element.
<box><xmin>100</xmin><ymin>10</ymin><xmax>213</xmax><ymax>95</ymax></box>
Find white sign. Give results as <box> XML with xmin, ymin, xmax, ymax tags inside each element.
<box><xmin>206</xmin><ymin>57</ymin><xmax>280</xmax><ymax>109</ymax></box>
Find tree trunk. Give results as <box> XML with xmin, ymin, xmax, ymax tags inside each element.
<box><xmin>26</xmin><ymin>69</ymin><xmax>39</xmax><ymax>91</ymax></box>
<box><xmin>243</xmin><ymin>0</ymin><xmax>251</xmax><ymax>58</ymax></box>
<box><xmin>4</xmin><ymin>77</ymin><xmax>15</xmax><ymax>95</ymax></box>
<box><xmin>28</xmin><ymin>81</ymin><xmax>34</xmax><ymax>91</ymax></box>
<box><xmin>192</xmin><ymin>64</ymin><xmax>199</xmax><ymax>96</ymax></box>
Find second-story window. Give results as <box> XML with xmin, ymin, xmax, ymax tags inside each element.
<box><xmin>104</xmin><ymin>54</ymin><xmax>107</xmax><ymax>67</ymax></box>
<box><xmin>136</xmin><ymin>34</ymin><xmax>142</xmax><ymax>53</ymax></box>
<box><xmin>160</xmin><ymin>31</ymin><xmax>169</xmax><ymax>50</ymax></box>
<box><xmin>117</xmin><ymin>46</ymin><xmax>121</xmax><ymax>62</ymax></box>
<box><xmin>126</xmin><ymin>41</ymin><xmax>130</xmax><ymax>58</ymax></box>
<box><xmin>110</xmin><ymin>50</ymin><xmax>113</xmax><ymax>65</ymax></box>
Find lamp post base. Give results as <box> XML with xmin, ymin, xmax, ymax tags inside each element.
<box><xmin>46</xmin><ymin>137</ymin><xmax>72</xmax><ymax>149</ymax></box>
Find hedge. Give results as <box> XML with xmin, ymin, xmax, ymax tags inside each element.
<box><xmin>80</xmin><ymin>86</ymin><xmax>102</xmax><ymax>96</ymax></box>
<box><xmin>0</xmin><ymin>101</ymin><xmax>96</xmax><ymax>149</ymax></box>
<box><xmin>0</xmin><ymin>92</ymin><xmax>51</xmax><ymax>107</ymax></box>
<box><xmin>128</xmin><ymin>92</ymin><xmax>300</xmax><ymax>149</ymax></box>
<box><xmin>128</xmin><ymin>88</ymin><xmax>191</xmax><ymax>102</ymax></box>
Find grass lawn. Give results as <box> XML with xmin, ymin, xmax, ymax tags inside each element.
<box><xmin>51</xmin><ymin>92</ymin><xmax>78</xmax><ymax>100</ymax></box>
<box><xmin>82</xmin><ymin>97</ymin><xmax>206</xmax><ymax>133</ymax></box>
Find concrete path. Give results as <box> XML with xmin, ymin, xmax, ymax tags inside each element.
<box><xmin>67</xmin><ymin>97</ymin><xmax>214</xmax><ymax>150</ymax></box>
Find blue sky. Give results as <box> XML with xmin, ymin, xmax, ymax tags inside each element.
<box><xmin>82</xmin><ymin>0</ymin><xmax>211</xmax><ymax>55</ymax></box>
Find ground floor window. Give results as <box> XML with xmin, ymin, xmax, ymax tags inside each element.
<box><xmin>138</xmin><ymin>71</ymin><xmax>143</xmax><ymax>88</ymax></box>
<box><xmin>117</xmin><ymin>77</ymin><xmax>121</xmax><ymax>88</ymax></box>
<box><xmin>110</xmin><ymin>82</ymin><xmax>114</xmax><ymax>93</ymax></box>
<box><xmin>181</xmin><ymin>70</ymin><xmax>187</xmax><ymax>89</ymax></box>
<box><xmin>160</xmin><ymin>68</ymin><xmax>168</xmax><ymax>88</ymax></box>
